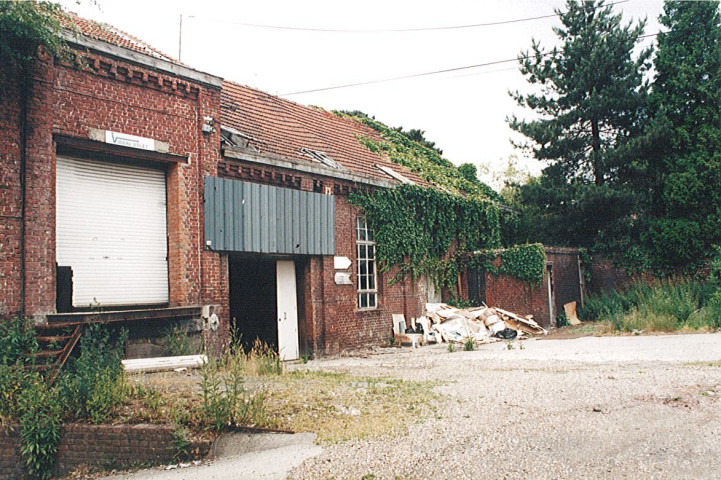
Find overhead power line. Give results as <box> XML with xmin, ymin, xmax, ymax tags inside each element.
<box><xmin>189</xmin><ymin>0</ymin><xmax>629</xmax><ymax>34</ymax></box>
<box><xmin>281</xmin><ymin>57</ymin><xmax>527</xmax><ymax>96</ymax></box>
<box><xmin>281</xmin><ymin>30</ymin><xmax>662</xmax><ymax>96</ymax></box>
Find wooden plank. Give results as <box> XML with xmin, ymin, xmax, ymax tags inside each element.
<box><xmin>47</xmin><ymin>324</ymin><xmax>82</xmax><ymax>385</ymax></box>
<box><xmin>122</xmin><ymin>354</ymin><xmax>208</xmax><ymax>373</ymax></box>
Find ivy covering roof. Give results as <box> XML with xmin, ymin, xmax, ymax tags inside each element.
<box><xmin>337</xmin><ymin>112</ymin><xmax>503</xmax><ymax>203</ymax></box>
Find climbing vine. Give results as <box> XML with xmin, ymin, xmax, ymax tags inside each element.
<box><xmin>335</xmin><ymin>111</ymin><xmax>502</xmax><ymax>203</ymax></box>
<box><xmin>349</xmin><ymin>184</ymin><xmax>501</xmax><ymax>289</ymax></box>
<box><xmin>468</xmin><ymin>243</ymin><xmax>546</xmax><ymax>287</ymax></box>
<box><xmin>342</xmin><ymin>111</ymin><xmax>538</xmax><ymax>292</ymax></box>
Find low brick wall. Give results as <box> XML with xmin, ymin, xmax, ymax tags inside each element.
<box><xmin>1</xmin><ymin>423</ymin><xmax>204</xmax><ymax>479</ymax></box>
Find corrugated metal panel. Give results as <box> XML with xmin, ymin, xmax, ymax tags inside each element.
<box><xmin>56</xmin><ymin>156</ymin><xmax>169</xmax><ymax>307</ymax></box>
<box><xmin>204</xmin><ymin>177</ymin><xmax>335</xmax><ymax>255</ymax></box>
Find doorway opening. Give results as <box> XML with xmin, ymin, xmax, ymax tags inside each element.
<box><xmin>229</xmin><ymin>257</ymin><xmax>278</xmax><ymax>352</ymax></box>
<box><xmin>228</xmin><ymin>256</ymin><xmax>300</xmax><ymax>360</ymax></box>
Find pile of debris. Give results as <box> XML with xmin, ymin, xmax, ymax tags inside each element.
<box><xmin>394</xmin><ymin>303</ymin><xmax>547</xmax><ymax>347</ymax></box>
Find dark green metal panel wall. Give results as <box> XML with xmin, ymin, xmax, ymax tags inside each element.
<box><xmin>204</xmin><ymin>176</ymin><xmax>335</xmax><ymax>255</ymax></box>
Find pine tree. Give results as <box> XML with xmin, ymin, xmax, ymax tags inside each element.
<box><xmin>643</xmin><ymin>0</ymin><xmax>721</xmax><ymax>269</ymax></box>
<box><xmin>508</xmin><ymin>0</ymin><xmax>651</xmax><ymax>186</ymax></box>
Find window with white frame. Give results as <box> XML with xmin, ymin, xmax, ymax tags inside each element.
<box><xmin>356</xmin><ymin>216</ymin><xmax>378</xmax><ymax>309</ymax></box>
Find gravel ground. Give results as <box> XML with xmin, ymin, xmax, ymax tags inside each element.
<box><xmin>287</xmin><ymin>333</ymin><xmax>721</xmax><ymax>480</ymax></box>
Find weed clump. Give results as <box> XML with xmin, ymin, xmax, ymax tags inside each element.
<box><xmin>579</xmin><ymin>278</ymin><xmax>721</xmax><ymax>332</ymax></box>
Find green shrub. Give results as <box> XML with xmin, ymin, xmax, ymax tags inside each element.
<box><xmin>690</xmin><ymin>291</ymin><xmax>721</xmax><ymax>330</ymax></box>
<box><xmin>18</xmin><ymin>376</ymin><xmax>62</xmax><ymax>480</ymax></box>
<box><xmin>56</xmin><ymin>324</ymin><xmax>128</xmax><ymax>421</ymax></box>
<box><xmin>0</xmin><ymin>317</ymin><xmax>38</xmax><ymax>366</ymax></box>
<box><xmin>581</xmin><ymin>279</ymin><xmax>720</xmax><ymax>332</ymax></box>
<box><xmin>196</xmin><ymin>342</ymin><xmax>274</xmax><ymax>434</ymax></box>
<box><xmin>0</xmin><ymin>365</ymin><xmax>37</xmax><ymax>420</ymax></box>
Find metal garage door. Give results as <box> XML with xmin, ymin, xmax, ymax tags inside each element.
<box><xmin>56</xmin><ymin>156</ymin><xmax>169</xmax><ymax>307</ymax></box>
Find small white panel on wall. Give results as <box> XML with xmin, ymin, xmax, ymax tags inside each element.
<box><xmin>334</xmin><ymin>256</ymin><xmax>352</xmax><ymax>270</ymax></box>
<box><xmin>334</xmin><ymin>272</ymin><xmax>352</xmax><ymax>285</ymax></box>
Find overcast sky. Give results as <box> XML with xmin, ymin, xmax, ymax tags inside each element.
<box><xmin>57</xmin><ymin>0</ymin><xmax>665</xmax><ymax>184</ymax></box>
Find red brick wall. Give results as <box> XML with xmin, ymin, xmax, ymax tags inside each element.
<box><xmin>316</xmin><ymin>196</ymin><xmax>424</xmax><ymax>355</ymax></box>
<box><xmin>0</xmin><ymin>58</ymin><xmax>59</xmax><ymax>319</ymax></box>
<box><xmin>0</xmin><ymin>47</ymin><xmax>227</xmax><ymax>333</ymax></box>
<box><xmin>0</xmin><ymin>423</ymin><xmax>209</xmax><ymax>479</ymax></box>
<box><xmin>0</xmin><ymin>63</ymin><xmax>24</xmax><ymax>318</ymax></box>
<box><xmin>482</xmin><ymin>269</ymin><xmax>552</xmax><ymax>327</ymax></box>
<box><xmin>462</xmin><ymin>247</ymin><xmax>583</xmax><ymax>328</ymax></box>
<box><xmin>586</xmin><ymin>255</ymin><xmax>656</xmax><ymax>297</ymax></box>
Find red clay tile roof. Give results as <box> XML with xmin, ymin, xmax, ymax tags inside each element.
<box><xmin>221</xmin><ymin>81</ymin><xmax>429</xmax><ymax>186</ymax></box>
<box><xmin>57</xmin><ymin>11</ymin><xmax>428</xmax><ymax>187</ymax></box>
<box><xmin>59</xmin><ymin>10</ymin><xmax>176</xmax><ymax>62</ymax></box>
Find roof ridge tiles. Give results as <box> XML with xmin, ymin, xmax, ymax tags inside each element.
<box><xmin>59</xmin><ymin>10</ymin><xmax>179</xmax><ymax>63</ymax></box>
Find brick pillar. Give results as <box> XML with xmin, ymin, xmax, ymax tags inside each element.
<box><xmin>23</xmin><ymin>59</ymin><xmax>56</xmax><ymax>320</ymax></box>
<box><xmin>0</xmin><ymin>63</ymin><xmax>24</xmax><ymax>319</ymax></box>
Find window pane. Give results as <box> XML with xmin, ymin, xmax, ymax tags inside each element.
<box><xmin>368</xmin><ymin>275</ymin><xmax>375</xmax><ymax>290</ymax></box>
<box><xmin>359</xmin><ymin>293</ymin><xmax>368</xmax><ymax>308</ymax></box>
<box><xmin>369</xmin><ymin>294</ymin><xmax>376</xmax><ymax>308</ymax></box>
<box><xmin>356</xmin><ymin>217</ymin><xmax>367</xmax><ymax>241</ymax></box>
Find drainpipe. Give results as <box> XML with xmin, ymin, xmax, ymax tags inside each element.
<box><xmin>318</xmin><ymin>257</ymin><xmax>326</xmax><ymax>355</ymax></box>
<box><xmin>18</xmin><ymin>65</ymin><xmax>29</xmax><ymax>318</ymax></box>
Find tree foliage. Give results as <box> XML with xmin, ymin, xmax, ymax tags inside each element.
<box><xmin>0</xmin><ymin>1</ymin><xmax>67</xmax><ymax>67</ymax></box>
<box><xmin>642</xmin><ymin>0</ymin><xmax>721</xmax><ymax>270</ymax></box>
<box><xmin>339</xmin><ymin>110</ymin><xmax>502</xmax><ymax>202</ymax></box>
<box><xmin>509</xmin><ymin>0</ymin><xmax>651</xmax><ymax>186</ymax></box>
<box><xmin>510</xmin><ymin>0</ymin><xmax>721</xmax><ymax>274</ymax></box>
<box><xmin>457</xmin><ymin>163</ymin><xmax>480</xmax><ymax>184</ymax></box>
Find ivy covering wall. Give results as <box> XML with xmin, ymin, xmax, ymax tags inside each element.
<box><xmin>343</xmin><ymin>112</ymin><xmax>546</xmax><ymax>294</ymax></box>
<box><xmin>349</xmin><ymin>185</ymin><xmax>546</xmax><ymax>292</ymax></box>
<box><xmin>468</xmin><ymin>243</ymin><xmax>547</xmax><ymax>287</ymax></box>
<box><xmin>349</xmin><ymin>184</ymin><xmax>501</xmax><ymax>287</ymax></box>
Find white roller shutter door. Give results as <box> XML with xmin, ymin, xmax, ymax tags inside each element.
<box><xmin>56</xmin><ymin>156</ymin><xmax>169</xmax><ymax>307</ymax></box>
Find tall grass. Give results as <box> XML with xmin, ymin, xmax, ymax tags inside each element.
<box><xmin>579</xmin><ymin>279</ymin><xmax>721</xmax><ymax>332</ymax></box>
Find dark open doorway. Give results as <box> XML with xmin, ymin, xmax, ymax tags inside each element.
<box><xmin>229</xmin><ymin>257</ymin><xmax>277</xmax><ymax>352</ymax></box>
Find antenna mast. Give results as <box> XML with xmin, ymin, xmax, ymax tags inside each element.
<box><xmin>178</xmin><ymin>14</ymin><xmax>183</xmax><ymax>61</ymax></box>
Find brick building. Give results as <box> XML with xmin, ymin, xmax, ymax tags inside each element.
<box><xmin>1</xmin><ymin>14</ymin><xmax>227</xmax><ymax>354</ymax></box>
<box><xmin>0</xmin><ymin>13</ymin><xmax>435</xmax><ymax>359</ymax></box>
<box><xmin>1</xmin><ymin>11</ymin><xmax>584</xmax><ymax>360</ymax></box>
